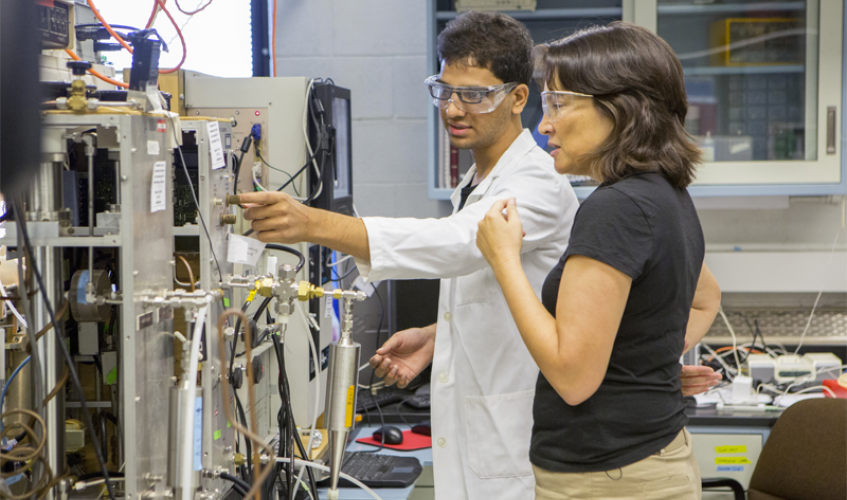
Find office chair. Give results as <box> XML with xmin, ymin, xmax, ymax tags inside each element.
<box><xmin>745</xmin><ymin>398</ymin><xmax>847</xmax><ymax>500</ymax></box>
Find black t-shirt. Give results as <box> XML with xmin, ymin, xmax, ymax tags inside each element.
<box><xmin>458</xmin><ymin>177</ymin><xmax>476</xmax><ymax>211</ymax></box>
<box><xmin>531</xmin><ymin>172</ymin><xmax>705</xmax><ymax>473</ymax></box>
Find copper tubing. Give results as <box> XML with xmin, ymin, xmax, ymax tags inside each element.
<box><xmin>43</xmin><ymin>364</ymin><xmax>70</xmax><ymax>406</ymax></box>
<box><xmin>0</xmin><ymin>409</ymin><xmax>47</xmax><ymax>464</ymax></box>
<box><xmin>216</xmin><ymin>309</ymin><xmax>275</xmax><ymax>500</ymax></box>
<box><xmin>176</xmin><ymin>255</ymin><xmax>196</xmax><ymax>293</ymax></box>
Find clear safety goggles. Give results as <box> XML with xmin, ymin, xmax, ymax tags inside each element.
<box><xmin>540</xmin><ymin>90</ymin><xmax>594</xmax><ymax>121</ymax></box>
<box><xmin>425</xmin><ymin>75</ymin><xmax>517</xmax><ymax>114</ymax></box>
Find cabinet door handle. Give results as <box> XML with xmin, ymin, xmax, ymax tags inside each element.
<box><xmin>827</xmin><ymin>106</ymin><xmax>837</xmax><ymax>155</ymax></box>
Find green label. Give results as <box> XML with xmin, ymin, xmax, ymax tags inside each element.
<box><xmin>213</xmin><ymin>429</ymin><xmax>221</xmax><ymax>441</ymax></box>
<box><xmin>106</xmin><ymin>367</ymin><xmax>118</xmax><ymax>385</ymax></box>
<box><xmin>715</xmin><ymin>445</ymin><xmax>747</xmax><ymax>454</ymax></box>
<box><xmin>227</xmin><ymin>421</ymin><xmax>232</xmax><ymax>428</ymax></box>
<box><xmin>223</xmin><ymin>298</ymin><xmax>231</xmax><ymax>308</ymax></box>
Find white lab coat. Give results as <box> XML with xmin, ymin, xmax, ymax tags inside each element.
<box><xmin>356</xmin><ymin>130</ymin><xmax>578</xmax><ymax>500</ymax></box>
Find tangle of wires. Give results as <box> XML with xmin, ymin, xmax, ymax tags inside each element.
<box><xmin>242</xmin><ymin>79</ymin><xmax>330</xmax><ymax>238</ymax></box>
<box><xmin>8</xmin><ymin>200</ymin><xmax>117</xmax><ymax>500</ymax></box>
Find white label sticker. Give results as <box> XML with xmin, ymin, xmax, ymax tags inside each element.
<box><xmin>150</xmin><ymin>161</ymin><xmax>167</xmax><ymax>213</ymax></box>
<box><xmin>227</xmin><ymin>234</ymin><xmax>267</xmax><ymax>266</ymax></box>
<box><xmin>266</xmin><ymin>256</ymin><xmax>278</xmax><ymax>278</ymax></box>
<box><xmin>207</xmin><ymin>121</ymin><xmax>226</xmax><ymax>170</ymax></box>
<box><xmin>147</xmin><ymin>140</ymin><xmax>160</xmax><ymax>156</ymax></box>
<box><xmin>325</xmin><ymin>295</ymin><xmax>333</xmax><ymax>318</ymax></box>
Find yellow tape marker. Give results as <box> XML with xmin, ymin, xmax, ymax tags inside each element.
<box><xmin>345</xmin><ymin>385</ymin><xmax>355</xmax><ymax>427</ymax></box>
<box><xmin>716</xmin><ymin>445</ymin><xmax>747</xmax><ymax>454</ymax></box>
<box><xmin>246</xmin><ymin>290</ymin><xmax>257</xmax><ymax>302</ymax></box>
<box><xmin>715</xmin><ymin>457</ymin><xmax>751</xmax><ymax>465</ymax></box>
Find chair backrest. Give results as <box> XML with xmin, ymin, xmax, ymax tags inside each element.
<box><xmin>747</xmin><ymin>398</ymin><xmax>847</xmax><ymax>500</ymax></box>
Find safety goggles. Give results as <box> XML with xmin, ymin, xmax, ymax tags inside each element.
<box><xmin>425</xmin><ymin>75</ymin><xmax>517</xmax><ymax>114</ymax></box>
<box><xmin>540</xmin><ymin>90</ymin><xmax>594</xmax><ymax>121</ymax></box>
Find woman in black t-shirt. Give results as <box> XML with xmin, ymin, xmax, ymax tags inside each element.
<box><xmin>476</xmin><ymin>22</ymin><xmax>722</xmax><ymax>499</ymax></box>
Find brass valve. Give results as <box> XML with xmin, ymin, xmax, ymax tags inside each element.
<box><xmin>221</xmin><ymin>214</ymin><xmax>237</xmax><ymax>225</ymax></box>
<box><xmin>233</xmin><ymin>453</ymin><xmax>246</xmax><ymax>466</ymax></box>
<box><xmin>255</xmin><ymin>278</ymin><xmax>275</xmax><ymax>297</ymax></box>
<box><xmin>225</xmin><ymin>195</ymin><xmax>242</xmax><ymax>206</ymax></box>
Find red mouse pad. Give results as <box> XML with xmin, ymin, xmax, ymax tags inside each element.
<box><xmin>355</xmin><ymin>430</ymin><xmax>432</xmax><ymax>451</ymax></box>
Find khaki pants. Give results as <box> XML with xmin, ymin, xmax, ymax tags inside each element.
<box><xmin>533</xmin><ymin>428</ymin><xmax>701</xmax><ymax>500</ymax></box>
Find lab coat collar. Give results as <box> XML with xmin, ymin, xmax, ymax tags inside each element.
<box><xmin>449</xmin><ymin>129</ymin><xmax>538</xmax><ymax>212</ymax></box>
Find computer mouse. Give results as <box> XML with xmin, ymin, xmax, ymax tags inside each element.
<box><xmin>411</xmin><ymin>421</ymin><xmax>431</xmax><ymax>436</ymax></box>
<box><xmin>372</xmin><ymin>425</ymin><xmax>404</xmax><ymax>445</ymax></box>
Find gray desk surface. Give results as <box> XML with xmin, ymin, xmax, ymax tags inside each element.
<box><xmin>317</xmin><ymin>424</ymin><xmax>433</xmax><ymax>500</ymax></box>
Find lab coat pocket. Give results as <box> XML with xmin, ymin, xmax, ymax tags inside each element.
<box><xmin>455</xmin><ymin>267</ymin><xmax>498</xmax><ymax>306</ymax></box>
<box><xmin>464</xmin><ymin>390</ymin><xmax>534</xmax><ymax>479</ymax></box>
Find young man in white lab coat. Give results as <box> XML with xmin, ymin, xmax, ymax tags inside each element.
<box><xmin>239</xmin><ymin>12</ymin><xmax>720</xmax><ymax>500</ymax></box>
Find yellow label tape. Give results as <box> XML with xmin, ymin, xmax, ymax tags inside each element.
<box><xmin>345</xmin><ymin>385</ymin><xmax>355</xmax><ymax>427</ymax></box>
<box><xmin>715</xmin><ymin>457</ymin><xmax>751</xmax><ymax>465</ymax></box>
<box><xmin>715</xmin><ymin>445</ymin><xmax>747</xmax><ymax>454</ymax></box>
<box><xmin>247</xmin><ymin>290</ymin><xmax>257</xmax><ymax>302</ymax></box>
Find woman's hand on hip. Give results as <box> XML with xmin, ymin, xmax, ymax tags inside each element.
<box><xmin>476</xmin><ymin>198</ymin><xmax>524</xmax><ymax>271</ymax></box>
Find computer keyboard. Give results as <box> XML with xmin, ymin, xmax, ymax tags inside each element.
<box><xmin>402</xmin><ymin>394</ymin><xmax>430</xmax><ymax>410</ymax></box>
<box><xmin>356</xmin><ymin>389</ymin><xmax>404</xmax><ymax>412</ymax></box>
<box><xmin>327</xmin><ymin>452</ymin><xmax>423</xmax><ymax>488</ymax></box>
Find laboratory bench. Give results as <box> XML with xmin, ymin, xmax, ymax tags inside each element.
<box><xmin>330</xmin><ymin>395</ymin><xmax>787</xmax><ymax>499</ymax></box>
<box><xmin>317</xmin><ymin>424</ymin><xmax>434</xmax><ymax>500</ymax></box>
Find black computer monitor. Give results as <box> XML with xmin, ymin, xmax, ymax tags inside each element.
<box><xmin>310</xmin><ymin>82</ymin><xmax>353</xmax><ymax>216</ymax></box>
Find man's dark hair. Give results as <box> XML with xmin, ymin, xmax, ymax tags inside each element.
<box><xmin>437</xmin><ymin>11</ymin><xmax>533</xmax><ymax>86</ymax></box>
<box><xmin>537</xmin><ymin>22</ymin><xmax>701</xmax><ymax>188</ymax></box>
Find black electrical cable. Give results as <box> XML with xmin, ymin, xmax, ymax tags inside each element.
<box><xmin>255</xmin><ymin>148</ymin><xmax>299</xmax><ymax>196</ymax></box>
<box><xmin>276</xmin><ymin>335</ymin><xmax>319</xmax><ymax>498</ymax></box>
<box><xmin>12</xmin><ymin>201</ymin><xmax>117</xmax><ymax>500</ymax></box>
<box><xmin>229</xmin><ymin>299</ymin><xmax>256</xmax><ymax>483</ymax></box>
<box><xmin>264</xmin><ymin>244</ymin><xmax>306</xmax><ymax>273</ymax></box>
<box><xmin>220</xmin><ymin>472</ymin><xmax>251</xmax><ymax>496</ymax></box>
<box><xmin>271</xmin><ymin>334</ymin><xmax>296</xmax><ymax>499</ymax></box>
<box><xmin>235</xmin><ymin>396</ymin><xmax>254</xmax><ymax>483</ymax></box>
<box><xmin>332</xmin><ymin>259</ymin><xmax>359</xmax><ymax>282</ymax></box>
<box><xmin>362</xmin><ymin>287</ymin><xmax>388</xmax><ymax>452</ymax></box>
<box><xmin>170</xmin><ymin>120</ymin><xmax>224</xmax><ymax>285</ymax></box>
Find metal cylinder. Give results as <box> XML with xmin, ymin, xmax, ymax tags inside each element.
<box><xmin>5</xmin><ymin>351</ymin><xmax>33</xmax><ymax>429</ymax></box>
<box><xmin>69</xmin><ymin>269</ymin><xmax>112</xmax><ymax>322</ymax></box>
<box><xmin>324</xmin><ymin>340</ymin><xmax>360</xmax><ymax>432</ymax></box>
<box><xmin>168</xmin><ymin>386</ymin><xmax>202</xmax><ymax>489</ymax></box>
<box><xmin>25</xmin><ymin>161</ymin><xmax>63</xmax><ymax>222</ymax></box>
<box><xmin>324</xmin><ymin>338</ymin><xmax>360</xmax><ymax>492</ymax></box>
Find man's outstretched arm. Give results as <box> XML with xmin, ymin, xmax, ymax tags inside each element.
<box><xmin>239</xmin><ymin>191</ymin><xmax>370</xmax><ymax>261</ymax></box>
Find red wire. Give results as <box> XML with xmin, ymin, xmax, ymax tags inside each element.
<box><xmin>174</xmin><ymin>0</ymin><xmax>213</xmax><ymax>16</ymax></box>
<box><xmin>87</xmin><ymin>0</ymin><xmax>133</xmax><ymax>53</ymax></box>
<box><xmin>156</xmin><ymin>0</ymin><xmax>187</xmax><ymax>74</ymax></box>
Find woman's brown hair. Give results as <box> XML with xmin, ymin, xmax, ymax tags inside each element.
<box><xmin>537</xmin><ymin>22</ymin><xmax>701</xmax><ymax>188</ymax></box>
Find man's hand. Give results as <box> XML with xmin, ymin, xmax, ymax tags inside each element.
<box><xmin>368</xmin><ymin>326</ymin><xmax>436</xmax><ymax>389</ymax></box>
<box><xmin>681</xmin><ymin>365</ymin><xmax>722</xmax><ymax>396</ymax></box>
<box><xmin>240</xmin><ymin>191</ymin><xmax>312</xmax><ymax>244</ymax></box>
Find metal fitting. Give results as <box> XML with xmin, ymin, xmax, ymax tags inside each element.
<box><xmin>221</xmin><ymin>214</ymin><xmax>237</xmax><ymax>225</ymax></box>
<box><xmin>255</xmin><ymin>277</ymin><xmax>275</xmax><ymax>297</ymax></box>
<box><xmin>233</xmin><ymin>453</ymin><xmax>246</xmax><ymax>466</ymax></box>
<box><xmin>225</xmin><ymin>195</ymin><xmax>242</xmax><ymax>206</ymax></box>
